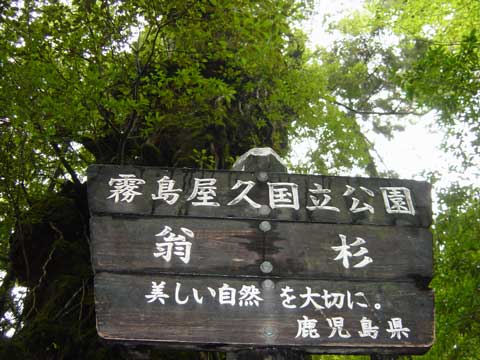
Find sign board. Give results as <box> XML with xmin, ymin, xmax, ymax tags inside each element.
<box><xmin>87</xmin><ymin>163</ymin><xmax>434</xmax><ymax>354</ymax></box>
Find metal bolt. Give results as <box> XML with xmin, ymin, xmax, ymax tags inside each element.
<box><xmin>258</xmin><ymin>205</ymin><xmax>271</xmax><ymax>216</ymax></box>
<box><xmin>264</xmin><ymin>327</ymin><xmax>274</xmax><ymax>337</ymax></box>
<box><xmin>256</xmin><ymin>171</ymin><xmax>269</xmax><ymax>182</ymax></box>
<box><xmin>259</xmin><ymin>221</ymin><xmax>271</xmax><ymax>232</ymax></box>
<box><xmin>262</xmin><ymin>279</ymin><xmax>275</xmax><ymax>289</ymax></box>
<box><xmin>260</xmin><ymin>261</ymin><xmax>273</xmax><ymax>274</ymax></box>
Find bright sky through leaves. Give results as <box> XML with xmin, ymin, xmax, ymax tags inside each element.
<box><xmin>296</xmin><ymin>0</ymin><xmax>479</xmax><ymax>191</ymax></box>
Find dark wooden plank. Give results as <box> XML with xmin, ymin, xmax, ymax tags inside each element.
<box><xmin>90</xmin><ymin>216</ymin><xmax>263</xmax><ymax>277</ymax></box>
<box><xmin>226</xmin><ymin>349</ymin><xmax>308</xmax><ymax>360</ymax></box>
<box><xmin>95</xmin><ymin>273</ymin><xmax>434</xmax><ymax>354</ymax></box>
<box><xmin>90</xmin><ymin>216</ymin><xmax>432</xmax><ymax>281</ymax></box>
<box><xmin>87</xmin><ymin>165</ymin><xmax>432</xmax><ymax>227</ymax></box>
<box><xmin>266</xmin><ymin>220</ymin><xmax>432</xmax><ymax>283</ymax></box>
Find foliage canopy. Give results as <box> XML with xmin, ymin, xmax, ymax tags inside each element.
<box><xmin>0</xmin><ymin>0</ymin><xmax>479</xmax><ymax>359</ymax></box>
<box><xmin>0</xmin><ymin>0</ymin><xmax>378</xmax><ymax>358</ymax></box>
<box><xmin>321</xmin><ymin>0</ymin><xmax>480</xmax><ymax>171</ymax></box>
<box><xmin>317</xmin><ymin>1</ymin><xmax>480</xmax><ymax>359</ymax></box>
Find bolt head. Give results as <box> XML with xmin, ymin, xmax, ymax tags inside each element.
<box><xmin>259</xmin><ymin>221</ymin><xmax>271</xmax><ymax>232</ymax></box>
<box><xmin>260</xmin><ymin>261</ymin><xmax>273</xmax><ymax>274</ymax></box>
<box><xmin>262</xmin><ymin>279</ymin><xmax>275</xmax><ymax>289</ymax></box>
<box><xmin>264</xmin><ymin>327</ymin><xmax>274</xmax><ymax>337</ymax></box>
<box><xmin>256</xmin><ymin>171</ymin><xmax>269</xmax><ymax>182</ymax></box>
<box><xmin>258</xmin><ymin>205</ymin><xmax>271</xmax><ymax>216</ymax></box>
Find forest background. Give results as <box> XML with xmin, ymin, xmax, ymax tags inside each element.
<box><xmin>0</xmin><ymin>0</ymin><xmax>478</xmax><ymax>359</ymax></box>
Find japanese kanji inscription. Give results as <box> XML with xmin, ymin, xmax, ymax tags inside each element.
<box><xmin>88</xmin><ymin>166</ymin><xmax>431</xmax><ymax>226</ymax></box>
<box><xmin>88</xmin><ymin>161</ymin><xmax>434</xmax><ymax>354</ymax></box>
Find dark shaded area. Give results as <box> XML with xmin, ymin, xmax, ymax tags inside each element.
<box><xmin>4</xmin><ymin>181</ymin><xmax>231</xmax><ymax>359</ymax></box>
<box><xmin>3</xmin><ymin>105</ymin><xmax>286</xmax><ymax>359</ymax></box>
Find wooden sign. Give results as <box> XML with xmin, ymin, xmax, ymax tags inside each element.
<box><xmin>87</xmin><ymin>165</ymin><xmax>432</xmax><ymax>227</ymax></box>
<box><xmin>87</xmin><ymin>161</ymin><xmax>434</xmax><ymax>354</ymax></box>
<box><xmin>96</xmin><ymin>273</ymin><xmax>433</xmax><ymax>353</ymax></box>
<box><xmin>91</xmin><ymin>216</ymin><xmax>432</xmax><ymax>281</ymax></box>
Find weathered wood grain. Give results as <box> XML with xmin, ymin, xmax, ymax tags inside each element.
<box><xmin>87</xmin><ymin>165</ymin><xmax>432</xmax><ymax>227</ymax></box>
<box><xmin>95</xmin><ymin>273</ymin><xmax>434</xmax><ymax>354</ymax></box>
<box><xmin>90</xmin><ymin>216</ymin><xmax>432</xmax><ymax>281</ymax></box>
<box><xmin>87</xmin><ymin>162</ymin><xmax>434</xmax><ymax>355</ymax></box>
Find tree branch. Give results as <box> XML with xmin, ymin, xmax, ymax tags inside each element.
<box><xmin>49</xmin><ymin>141</ymin><xmax>82</xmax><ymax>188</ymax></box>
<box><xmin>25</xmin><ymin>222</ymin><xmax>60</xmax><ymax>319</ymax></box>
<box><xmin>0</xmin><ymin>266</ymin><xmax>15</xmax><ymax>325</ymax></box>
<box><xmin>53</xmin><ymin>285</ymin><xmax>84</xmax><ymax>321</ymax></box>
<box><xmin>332</xmin><ymin>99</ymin><xmax>427</xmax><ymax>116</ymax></box>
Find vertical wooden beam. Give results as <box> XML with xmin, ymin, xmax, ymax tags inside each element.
<box><xmin>228</xmin><ymin>147</ymin><xmax>308</xmax><ymax>360</ymax></box>
<box><xmin>370</xmin><ymin>355</ymin><xmax>399</xmax><ymax>360</ymax></box>
<box><xmin>231</xmin><ymin>147</ymin><xmax>288</xmax><ymax>173</ymax></box>
<box><xmin>226</xmin><ymin>348</ymin><xmax>307</xmax><ymax>360</ymax></box>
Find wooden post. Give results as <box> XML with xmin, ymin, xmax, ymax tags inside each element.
<box><xmin>229</xmin><ymin>148</ymin><xmax>308</xmax><ymax>360</ymax></box>
<box><xmin>231</xmin><ymin>147</ymin><xmax>289</xmax><ymax>173</ymax></box>
<box><xmin>88</xmin><ymin>148</ymin><xmax>434</xmax><ymax>357</ymax></box>
<box><xmin>227</xmin><ymin>348</ymin><xmax>307</xmax><ymax>360</ymax></box>
<box><xmin>231</xmin><ymin>148</ymin><xmax>396</xmax><ymax>360</ymax></box>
